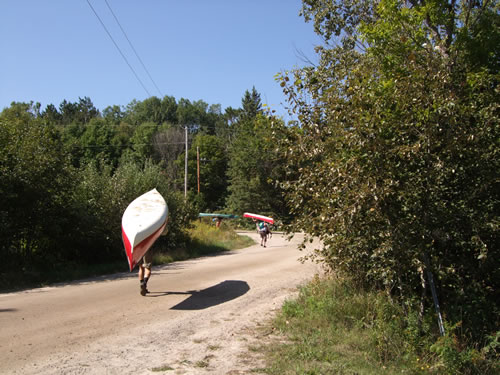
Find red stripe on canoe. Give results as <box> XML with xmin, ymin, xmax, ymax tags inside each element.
<box><xmin>122</xmin><ymin>222</ymin><xmax>166</xmax><ymax>271</ymax></box>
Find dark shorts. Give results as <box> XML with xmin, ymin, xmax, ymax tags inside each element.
<box><xmin>141</xmin><ymin>251</ymin><xmax>153</xmax><ymax>269</ymax></box>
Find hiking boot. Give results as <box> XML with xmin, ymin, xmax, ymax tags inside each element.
<box><xmin>140</xmin><ymin>283</ymin><xmax>147</xmax><ymax>296</ymax></box>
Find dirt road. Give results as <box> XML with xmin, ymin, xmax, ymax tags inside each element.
<box><xmin>0</xmin><ymin>231</ymin><xmax>320</xmax><ymax>374</ymax></box>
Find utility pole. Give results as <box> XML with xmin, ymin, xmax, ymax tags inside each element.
<box><xmin>184</xmin><ymin>125</ymin><xmax>188</xmax><ymax>198</ymax></box>
<box><xmin>197</xmin><ymin>146</ymin><xmax>200</xmax><ymax>194</ymax></box>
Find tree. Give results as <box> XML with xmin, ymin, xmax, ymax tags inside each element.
<box><xmin>277</xmin><ymin>0</ymin><xmax>499</xmax><ymax>345</ymax></box>
<box><xmin>103</xmin><ymin>105</ymin><xmax>125</xmax><ymax>125</ymax></box>
<box><xmin>59</xmin><ymin>99</ymin><xmax>78</xmax><ymax>125</ymax></box>
<box><xmin>123</xmin><ymin>96</ymin><xmax>178</xmax><ymax>126</ymax></box>
<box><xmin>59</xmin><ymin>97</ymin><xmax>99</xmax><ymax>125</ymax></box>
<box><xmin>225</xmin><ymin>111</ymin><xmax>288</xmax><ymax>219</ymax></box>
<box><xmin>128</xmin><ymin>121</ymin><xmax>158</xmax><ymax>162</ymax></box>
<box><xmin>160</xmin><ymin>95</ymin><xmax>179</xmax><ymax>124</ymax></box>
<box><xmin>0</xmin><ymin>103</ymin><xmax>76</xmax><ymax>269</ymax></box>
<box><xmin>175</xmin><ymin>98</ymin><xmax>210</xmax><ymax>133</ymax></box>
<box><xmin>203</xmin><ymin>103</ymin><xmax>223</xmax><ymax>136</ymax></box>
<box><xmin>2</xmin><ymin>101</ymin><xmax>41</xmax><ymax>118</ymax></box>
<box><xmin>186</xmin><ymin>134</ymin><xmax>229</xmax><ymax>211</ymax></box>
<box><xmin>224</xmin><ymin>88</ymin><xmax>288</xmax><ymax>219</ymax></box>
<box><xmin>153</xmin><ymin>125</ymin><xmax>185</xmax><ymax>189</ymax></box>
<box><xmin>79</xmin><ymin>118</ymin><xmax>118</xmax><ymax>166</ymax></box>
<box><xmin>241</xmin><ymin>86</ymin><xmax>262</xmax><ymax>119</ymax></box>
<box><xmin>41</xmin><ymin>103</ymin><xmax>62</xmax><ymax>124</ymax></box>
<box><xmin>76</xmin><ymin>96</ymin><xmax>99</xmax><ymax>123</ymax></box>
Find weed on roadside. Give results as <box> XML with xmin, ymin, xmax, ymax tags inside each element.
<box><xmin>151</xmin><ymin>364</ymin><xmax>174</xmax><ymax>372</ymax></box>
<box><xmin>257</xmin><ymin>275</ymin><xmax>429</xmax><ymax>374</ymax></box>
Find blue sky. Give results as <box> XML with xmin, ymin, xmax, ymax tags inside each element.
<box><xmin>1</xmin><ymin>1</ymin><xmax>322</xmax><ymax>119</ymax></box>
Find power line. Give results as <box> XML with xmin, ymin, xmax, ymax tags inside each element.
<box><xmin>104</xmin><ymin>0</ymin><xmax>163</xmax><ymax>97</ymax></box>
<box><xmin>73</xmin><ymin>141</ymin><xmax>186</xmax><ymax>149</ymax></box>
<box><xmin>85</xmin><ymin>0</ymin><xmax>151</xmax><ymax>97</ymax></box>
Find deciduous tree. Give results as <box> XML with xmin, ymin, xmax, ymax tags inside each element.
<box><xmin>277</xmin><ymin>0</ymin><xmax>499</xmax><ymax>344</ymax></box>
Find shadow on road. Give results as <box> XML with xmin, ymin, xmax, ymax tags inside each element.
<box><xmin>0</xmin><ymin>308</ymin><xmax>17</xmax><ymax>313</ymax></box>
<box><xmin>147</xmin><ymin>280</ymin><xmax>250</xmax><ymax>310</ymax></box>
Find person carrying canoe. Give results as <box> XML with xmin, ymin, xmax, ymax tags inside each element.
<box><xmin>255</xmin><ymin>220</ymin><xmax>270</xmax><ymax>247</ymax></box>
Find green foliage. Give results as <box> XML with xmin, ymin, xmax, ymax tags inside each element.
<box><xmin>128</xmin><ymin>121</ymin><xmax>158</xmax><ymax>162</ymax></box>
<box><xmin>430</xmin><ymin>327</ymin><xmax>500</xmax><ymax>375</ymax></box>
<box><xmin>74</xmin><ymin>158</ymin><xmax>198</xmax><ymax>259</ymax></box>
<box><xmin>78</xmin><ymin>117</ymin><xmax>120</xmax><ymax>166</ymax></box>
<box><xmin>227</xmin><ymin>117</ymin><xmax>272</xmax><ymax>213</ymax></box>
<box><xmin>262</xmin><ymin>276</ymin><xmax>498</xmax><ymax>374</ymax></box>
<box><xmin>152</xmin><ymin>124</ymin><xmax>185</xmax><ymax>188</ymax></box>
<box><xmin>185</xmin><ymin>134</ymin><xmax>229</xmax><ymax>211</ymax></box>
<box><xmin>264</xmin><ymin>276</ymin><xmax>419</xmax><ymax>374</ymax></box>
<box><xmin>186</xmin><ymin>221</ymin><xmax>254</xmax><ymax>257</ymax></box>
<box><xmin>0</xmin><ymin>104</ymin><xmax>76</xmax><ymax>270</ymax></box>
<box><xmin>241</xmin><ymin>86</ymin><xmax>262</xmax><ymax>119</ymax></box>
<box><xmin>102</xmin><ymin>104</ymin><xmax>125</xmax><ymax>125</ymax></box>
<box><xmin>276</xmin><ymin>0</ymin><xmax>499</xmax><ymax>354</ymax></box>
<box><xmin>0</xmin><ymin>88</ymin><xmax>278</xmax><ymax>290</ymax></box>
<box><xmin>225</xmin><ymin>106</ymin><xmax>290</xmax><ymax>219</ymax></box>
<box><xmin>0</xmin><ymin>104</ymin><xmax>199</xmax><ymax>286</ymax></box>
<box><xmin>160</xmin><ymin>190</ymin><xmax>199</xmax><ymax>249</ymax></box>
<box><xmin>57</xmin><ymin>97</ymin><xmax>99</xmax><ymax>125</ymax></box>
<box><xmin>124</xmin><ymin>96</ymin><xmax>177</xmax><ymax>126</ymax></box>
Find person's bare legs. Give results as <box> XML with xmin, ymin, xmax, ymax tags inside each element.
<box><xmin>260</xmin><ymin>232</ymin><xmax>265</xmax><ymax>246</ymax></box>
<box><xmin>139</xmin><ymin>265</ymin><xmax>151</xmax><ymax>296</ymax></box>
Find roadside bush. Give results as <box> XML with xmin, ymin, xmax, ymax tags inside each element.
<box><xmin>266</xmin><ymin>276</ymin><xmax>498</xmax><ymax>374</ymax></box>
<box><xmin>276</xmin><ymin>0</ymin><xmax>499</xmax><ymax>357</ymax></box>
<box><xmin>0</xmin><ymin>104</ymin><xmax>76</xmax><ymax>271</ymax></box>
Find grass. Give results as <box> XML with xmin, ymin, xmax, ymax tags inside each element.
<box><xmin>151</xmin><ymin>364</ymin><xmax>174</xmax><ymax>372</ymax></box>
<box><xmin>155</xmin><ymin>221</ymin><xmax>254</xmax><ymax>263</ymax></box>
<box><xmin>195</xmin><ymin>360</ymin><xmax>210</xmax><ymax>368</ymax></box>
<box><xmin>256</xmin><ymin>275</ymin><xmax>500</xmax><ymax>375</ymax></box>
<box><xmin>2</xmin><ymin>221</ymin><xmax>254</xmax><ymax>292</ymax></box>
<box><xmin>259</xmin><ymin>276</ymin><xmax>411</xmax><ymax>375</ymax></box>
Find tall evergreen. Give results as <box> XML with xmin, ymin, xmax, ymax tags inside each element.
<box><xmin>225</xmin><ymin>89</ymin><xmax>288</xmax><ymax>219</ymax></box>
<box><xmin>241</xmin><ymin>86</ymin><xmax>262</xmax><ymax>119</ymax></box>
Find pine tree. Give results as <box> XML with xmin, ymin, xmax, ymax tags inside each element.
<box><xmin>241</xmin><ymin>86</ymin><xmax>262</xmax><ymax>119</ymax></box>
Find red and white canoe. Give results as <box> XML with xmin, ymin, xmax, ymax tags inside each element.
<box><xmin>121</xmin><ymin>189</ymin><xmax>168</xmax><ymax>271</ymax></box>
<box><xmin>243</xmin><ymin>212</ymin><xmax>274</xmax><ymax>224</ymax></box>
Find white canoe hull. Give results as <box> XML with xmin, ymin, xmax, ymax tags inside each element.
<box><xmin>121</xmin><ymin>189</ymin><xmax>168</xmax><ymax>271</ymax></box>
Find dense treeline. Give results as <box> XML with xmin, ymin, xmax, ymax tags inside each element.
<box><xmin>273</xmin><ymin>0</ymin><xmax>499</xmax><ymax>370</ymax></box>
<box><xmin>0</xmin><ymin>88</ymin><xmax>289</xmax><ymax>286</ymax></box>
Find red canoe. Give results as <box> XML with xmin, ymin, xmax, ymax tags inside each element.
<box><xmin>243</xmin><ymin>212</ymin><xmax>274</xmax><ymax>224</ymax></box>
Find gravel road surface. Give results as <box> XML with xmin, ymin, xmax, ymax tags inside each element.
<box><xmin>0</xmin><ymin>231</ymin><xmax>320</xmax><ymax>374</ymax></box>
